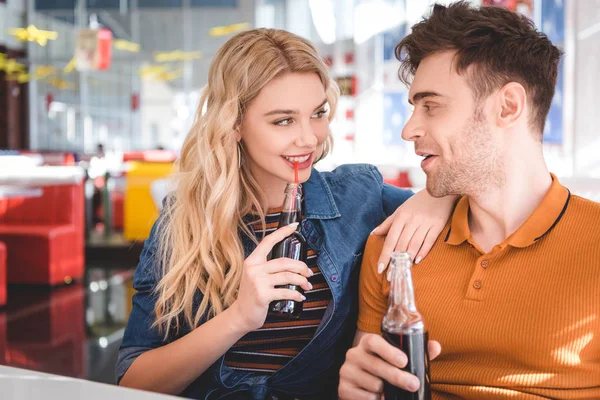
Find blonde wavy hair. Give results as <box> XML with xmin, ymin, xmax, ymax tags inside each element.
<box><xmin>154</xmin><ymin>28</ymin><xmax>339</xmax><ymax>336</ymax></box>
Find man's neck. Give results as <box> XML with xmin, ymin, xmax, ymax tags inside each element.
<box><xmin>467</xmin><ymin>153</ymin><xmax>552</xmax><ymax>253</ymax></box>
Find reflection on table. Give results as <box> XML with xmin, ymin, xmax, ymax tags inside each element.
<box><xmin>0</xmin><ymin>268</ymin><xmax>135</xmax><ymax>384</ymax></box>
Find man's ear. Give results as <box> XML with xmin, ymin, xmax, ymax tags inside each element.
<box><xmin>495</xmin><ymin>82</ymin><xmax>526</xmax><ymax>129</ymax></box>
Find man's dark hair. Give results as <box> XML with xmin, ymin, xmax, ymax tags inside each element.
<box><xmin>396</xmin><ymin>1</ymin><xmax>562</xmax><ymax>136</ymax></box>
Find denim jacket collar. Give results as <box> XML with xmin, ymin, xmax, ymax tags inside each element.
<box><xmin>241</xmin><ymin>168</ymin><xmax>340</xmax><ymax>230</ymax></box>
<box><xmin>303</xmin><ymin>168</ymin><xmax>341</xmax><ymax>220</ymax></box>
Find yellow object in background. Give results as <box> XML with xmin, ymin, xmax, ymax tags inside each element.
<box><xmin>9</xmin><ymin>25</ymin><xmax>58</xmax><ymax>46</ymax></box>
<box><xmin>124</xmin><ymin>161</ymin><xmax>174</xmax><ymax>242</ymax></box>
<box><xmin>209</xmin><ymin>22</ymin><xmax>250</xmax><ymax>37</ymax></box>
<box><xmin>114</xmin><ymin>39</ymin><xmax>140</xmax><ymax>53</ymax></box>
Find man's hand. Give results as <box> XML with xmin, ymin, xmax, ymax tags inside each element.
<box><xmin>338</xmin><ymin>332</ymin><xmax>441</xmax><ymax>400</ymax></box>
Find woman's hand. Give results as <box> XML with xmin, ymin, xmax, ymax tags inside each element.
<box><xmin>230</xmin><ymin>223</ymin><xmax>313</xmax><ymax>332</ymax></box>
<box><xmin>372</xmin><ymin>190</ymin><xmax>457</xmax><ymax>275</ymax></box>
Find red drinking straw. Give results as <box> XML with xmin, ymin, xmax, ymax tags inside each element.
<box><xmin>294</xmin><ymin>161</ymin><xmax>299</xmax><ymax>184</ymax></box>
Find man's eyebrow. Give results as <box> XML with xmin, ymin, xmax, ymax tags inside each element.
<box><xmin>408</xmin><ymin>91</ymin><xmax>442</xmax><ymax>105</ymax></box>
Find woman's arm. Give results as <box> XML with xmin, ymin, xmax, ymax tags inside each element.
<box><xmin>119</xmin><ymin>224</ymin><xmax>312</xmax><ymax>395</ymax></box>
<box><xmin>374</xmin><ymin>186</ymin><xmax>458</xmax><ymax>272</ymax></box>
<box><xmin>119</xmin><ymin>303</ymin><xmax>248</xmax><ymax>394</ymax></box>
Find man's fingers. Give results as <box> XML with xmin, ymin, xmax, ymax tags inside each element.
<box><xmin>355</xmin><ymin>351</ymin><xmax>419</xmax><ymax>393</ymax></box>
<box><xmin>338</xmin><ymin>383</ymin><xmax>382</xmax><ymax>400</ymax></box>
<box><xmin>340</xmin><ymin>362</ymin><xmax>384</xmax><ymax>394</ymax></box>
<box><xmin>361</xmin><ymin>334</ymin><xmax>407</xmax><ymax>368</ymax></box>
<box><xmin>428</xmin><ymin>340</ymin><xmax>442</xmax><ymax>360</ymax></box>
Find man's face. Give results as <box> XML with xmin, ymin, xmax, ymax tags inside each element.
<box><xmin>402</xmin><ymin>50</ymin><xmax>503</xmax><ymax>197</ymax></box>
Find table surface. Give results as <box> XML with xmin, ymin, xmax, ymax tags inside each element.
<box><xmin>0</xmin><ymin>365</ymin><xmax>180</xmax><ymax>400</ymax></box>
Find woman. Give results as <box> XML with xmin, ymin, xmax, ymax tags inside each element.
<box><xmin>117</xmin><ymin>28</ymin><xmax>454</xmax><ymax>399</ymax></box>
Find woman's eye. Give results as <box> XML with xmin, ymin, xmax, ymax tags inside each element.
<box><xmin>312</xmin><ymin>109</ymin><xmax>327</xmax><ymax>119</ymax></box>
<box><xmin>274</xmin><ymin>118</ymin><xmax>293</xmax><ymax>126</ymax></box>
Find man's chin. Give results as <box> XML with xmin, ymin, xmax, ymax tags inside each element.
<box><xmin>426</xmin><ymin>181</ymin><xmax>450</xmax><ymax>198</ymax></box>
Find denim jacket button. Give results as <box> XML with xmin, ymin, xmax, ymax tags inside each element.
<box><xmin>331</xmin><ymin>274</ymin><xmax>338</xmax><ymax>282</ymax></box>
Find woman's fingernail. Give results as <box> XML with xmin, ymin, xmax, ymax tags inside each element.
<box><xmin>371</xmin><ymin>227</ymin><xmax>378</xmax><ymax>235</ymax></box>
<box><xmin>301</xmin><ymin>295</ymin><xmax>307</xmax><ymax>301</ymax></box>
<box><xmin>308</xmin><ymin>282</ymin><xmax>313</xmax><ymax>290</ymax></box>
<box><xmin>308</xmin><ymin>269</ymin><xmax>314</xmax><ymax>277</ymax></box>
<box><xmin>377</xmin><ymin>263</ymin><xmax>385</xmax><ymax>274</ymax></box>
<box><xmin>288</xmin><ymin>222</ymin><xmax>299</xmax><ymax>228</ymax></box>
<box><xmin>415</xmin><ymin>256</ymin><xmax>423</xmax><ymax>264</ymax></box>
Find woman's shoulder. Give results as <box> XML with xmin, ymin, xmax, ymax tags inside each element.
<box><xmin>315</xmin><ymin>163</ymin><xmax>383</xmax><ymax>188</ymax></box>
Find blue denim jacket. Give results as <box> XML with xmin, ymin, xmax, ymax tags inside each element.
<box><xmin>117</xmin><ymin>164</ymin><xmax>412</xmax><ymax>399</ymax></box>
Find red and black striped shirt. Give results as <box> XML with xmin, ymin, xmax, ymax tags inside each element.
<box><xmin>223</xmin><ymin>209</ymin><xmax>332</xmax><ymax>374</ymax></box>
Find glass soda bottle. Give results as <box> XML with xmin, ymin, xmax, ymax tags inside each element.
<box><xmin>267</xmin><ymin>182</ymin><xmax>307</xmax><ymax>319</ymax></box>
<box><xmin>381</xmin><ymin>252</ymin><xmax>431</xmax><ymax>400</ymax></box>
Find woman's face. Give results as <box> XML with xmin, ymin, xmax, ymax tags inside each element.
<box><xmin>239</xmin><ymin>72</ymin><xmax>330</xmax><ymax>187</ymax></box>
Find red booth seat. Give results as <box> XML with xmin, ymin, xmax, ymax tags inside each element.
<box><xmin>0</xmin><ymin>182</ymin><xmax>84</xmax><ymax>285</ymax></box>
<box><xmin>0</xmin><ymin>241</ymin><xmax>6</xmax><ymax>306</ymax></box>
<box><xmin>112</xmin><ymin>191</ymin><xmax>124</xmax><ymax>230</ymax></box>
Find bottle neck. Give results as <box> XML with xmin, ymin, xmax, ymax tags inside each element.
<box><xmin>279</xmin><ymin>183</ymin><xmax>302</xmax><ymax>227</ymax></box>
<box><xmin>382</xmin><ymin>254</ymin><xmax>424</xmax><ymax>334</ymax></box>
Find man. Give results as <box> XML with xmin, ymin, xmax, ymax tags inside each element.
<box><xmin>339</xmin><ymin>2</ymin><xmax>600</xmax><ymax>399</ymax></box>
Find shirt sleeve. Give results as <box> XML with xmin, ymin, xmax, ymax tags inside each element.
<box><xmin>368</xmin><ymin>165</ymin><xmax>414</xmax><ymax>217</ymax></box>
<box><xmin>357</xmin><ymin>235</ymin><xmax>391</xmax><ymax>334</ymax></box>
<box><xmin>116</xmin><ymin>209</ymin><xmax>172</xmax><ymax>383</ymax></box>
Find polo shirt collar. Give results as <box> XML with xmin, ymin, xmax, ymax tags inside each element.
<box><xmin>445</xmin><ymin>173</ymin><xmax>570</xmax><ymax>248</ymax></box>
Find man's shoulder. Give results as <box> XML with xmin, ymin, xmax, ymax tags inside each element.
<box><xmin>569</xmin><ymin>194</ymin><xmax>600</xmax><ymax>210</ymax></box>
<box><xmin>557</xmin><ymin>194</ymin><xmax>600</xmax><ymax>246</ymax></box>
<box><xmin>363</xmin><ymin>234</ymin><xmax>386</xmax><ymax>267</ymax></box>
<box><xmin>566</xmin><ymin>194</ymin><xmax>600</xmax><ymax>226</ymax></box>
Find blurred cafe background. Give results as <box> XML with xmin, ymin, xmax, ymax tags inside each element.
<box><xmin>0</xmin><ymin>0</ymin><xmax>598</xmax><ymax>387</ymax></box>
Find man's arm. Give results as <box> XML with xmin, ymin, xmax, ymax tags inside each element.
<box><xmin>338</xmin><ymin>236</ymin><xmax>441</xmax><ymax>400</ymax></box>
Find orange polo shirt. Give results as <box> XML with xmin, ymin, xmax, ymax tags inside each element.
<box><xmin>358</xmin><ymin>174</ymin><xmax>600</xmax><ymax>399</ymax></box>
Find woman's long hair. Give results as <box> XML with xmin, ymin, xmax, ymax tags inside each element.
<box><xmin>154</xmin><ymin>28</ymin><xmax>339</xmax><ymax>336</ymax></box>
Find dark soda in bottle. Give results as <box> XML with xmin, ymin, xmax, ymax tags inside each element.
<box><xmin>267</xmin><ymin>182</ymin><xmax>307</xmax><ymax>319</ymax></box>
<box><xmin>381</xmin><ymin>252</ymin><xmax>431</xmax><ymax>400</ymax></box>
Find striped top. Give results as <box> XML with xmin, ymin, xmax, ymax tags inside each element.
<box><xmin>223</xmin><ymin>209</ymin><xmax>332</xmax><ymax>374</ymax></box>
